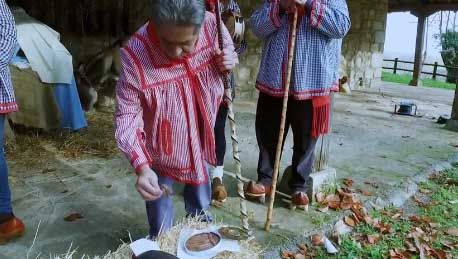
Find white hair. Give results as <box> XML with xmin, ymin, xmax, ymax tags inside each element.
<box><xmin>151</xmin><ymin>0</ymin><xmax>206</xmax><ymax>28</ymax></box>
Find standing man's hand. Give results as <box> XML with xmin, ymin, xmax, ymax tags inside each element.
<box><xmin>280</xmin><ymin>0</ymin><xmax>307</xmax><ymax>12</ymax></box>
<box><xmin>136</xmin><ymin>166</ymin><xmax>163</xmax><ymax>201</ymax></box>
<box><xmin>215</xmin><ymin>47</ymin><xmax>239</xmax><ymax>73</ymax></box>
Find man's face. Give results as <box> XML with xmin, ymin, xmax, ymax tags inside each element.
<box><xmin>155</xmin><ymin>24</ymin><xmax>200</xmax><ymax>59</ymax></box>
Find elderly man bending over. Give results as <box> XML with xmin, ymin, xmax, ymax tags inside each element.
<box><xmin>115</xmin><ymin>0</ymin><xmax>237</xmax><ymax>238</ymax></box>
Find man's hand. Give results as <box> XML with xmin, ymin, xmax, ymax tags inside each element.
<box><xmin>215</xmin><ymin>48</ymin><xmax>239</xmax><ymax>73</ymax></box>
<box><xmin>136</xmin><ymin>166</ymin><xmax>163</xmax><ymax>201</ymax></box>
<box><xmin>280</xmin><ymin>0</ymin><xmax>307</xmax><ymax>12</ymax></box>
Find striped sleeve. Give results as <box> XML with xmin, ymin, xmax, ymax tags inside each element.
<box><xmin>0</xmin><ymin>0</ymin><xmax>17</xmax><ymax>71</ymax></box>
<box><xmin>206</xmin><ymin>12</ymin><xmax>234</xmax><ymax>52</ymax></box>
<box><xmin>250</xmin><ymin>0</ymin><xmax>283</xmax><ymax>39</ymax></box>
<box><xmin>305</xmin><ymin>0</ymin><xmax>351</xmax><ymax>39</ymax></box>
<box><xmin>114</xmin><ymin>49</ymin><xmax>151</xmax><ymax>174</ymax></box>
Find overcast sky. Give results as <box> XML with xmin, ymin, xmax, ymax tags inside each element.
<box><xmin>384</xmin><ymin>12</ymin><xmax>445</xmax><ymax>58</ymax></box>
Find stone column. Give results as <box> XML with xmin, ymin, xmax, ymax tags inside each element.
<box><xmin>409</xmin><ymin>12</ymin><xmax>427</xmax><ymax>87</ymax></box>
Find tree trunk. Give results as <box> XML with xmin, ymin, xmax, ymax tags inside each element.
<box><xmin>452</xmin><ymin>85</ymin><xmax>458</xmax><ymax>120</ymax></box>
<box><xmin>440</xmin><ymin>11</ymin><xmax>443</xmax><ymax>35</ymax></box>
<box><xmin>446</xmin><ymin>85</ymin><xmax>458</xmax><ymax>132</ymax></box>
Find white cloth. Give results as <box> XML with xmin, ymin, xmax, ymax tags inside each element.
<box><xmin>208</xmin><ymin>165</ymin><xmax>224</xmax><ymax>180</ymax></box>
<box><xmin>177</xmin><ymin>226</ymin><xmax>240</xmax><ymax>259</ymax></box>
<box><xmin>11</xmin><ymin>7</ymin><xmax>73</xmax><ymax>84</ymax></box>
<box><xmin>130</xmin><ymin>239</ymin><xmax>160</xmax><ymax>256</ymax></box>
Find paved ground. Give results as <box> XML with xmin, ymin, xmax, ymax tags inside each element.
<box><xmin>1</xmin><ymin>83</ymin><xmax>458</xmax><ymax>258</ymax></box>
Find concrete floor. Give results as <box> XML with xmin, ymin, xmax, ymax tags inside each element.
<box><xmin>1</xmin><ymin>82</ymin><xmax>458</xmax><ymax>258</ymax></box>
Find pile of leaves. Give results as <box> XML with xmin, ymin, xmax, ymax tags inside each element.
<box><xmin>282</xmin><ymin>168</ymin><xmax>458</xmax><ymax>259</ymax></box>
<box><xmin>318</xmin><ymin>169</ymin><xmax>458</xmax><ymax>259</ymax></box>
<box><xmin>281</xmin><ymin>243</ymin><xmax>316</xmax><ymax>259</ymax></box>
<box><xmin>314</xmin><ymin>177</ymin><xmax>371</xmax><ymax>213</ymax></box>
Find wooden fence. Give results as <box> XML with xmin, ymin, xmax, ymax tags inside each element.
<box><xmin>383</xmin><ymin>58</ymin><xmax>458</xmax><ymax>81</ymax></box>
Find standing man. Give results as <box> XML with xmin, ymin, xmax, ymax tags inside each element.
<box><xmin>205</xmin><ymin>0</ymin><xmax>247</xmax><ymax>203</ymax></box>
<box><xmin>0</xmin><ymin>0</ymin><xmax>25</xmax><ymax>244</ymax></box>
<box><xmin>115</xmin><ymin>0</ymin><xmax>237</xmax><ymax>238</ymax></box>
<box><xmin>245</xmin><ymin>0</ymin><xmax>350</xmax><ymax>209</ymax></box>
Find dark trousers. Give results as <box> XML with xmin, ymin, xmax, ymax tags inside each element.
<box><xmin>256</xmin><ymin>92</ymin><xmax>318</xmax><ymax>193</ymax></box>
<box><xmin>214</xmin><ymin>104</ymin><xmax>228</xmax><ymax>166</ymax></box>
<box><xmin>0</xmin><ymin>115</ymin><xmax>12</xmax><ymax>215</ymax></box>
<box><xmin>213</xmin><ymin>74</ymin><xmax>235</xmax><ymax>166</ymax></box>
<box><xmin>145</xmin><ymin>175</ymin><xmax>212</xmax><ymax>238</ymax></box>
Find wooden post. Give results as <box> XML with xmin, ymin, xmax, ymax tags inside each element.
<box><xmin>452</xmin><ymin>83</ymin><xmax>458</xmax><ymax>120</ymax></box>
<box><xmin>433</xmin><ymin>62</ymin><xmax>438</xmax><ymax>80</ymax></box>
<box><xmin>393</xmin><ymin>58</ymin><xmax>398</xmax><ymax>74</ymax></box>
<box><xmin>409</xmin><ymin>12</ymin><xmax>427</xmax><ymax>87</ymax></box>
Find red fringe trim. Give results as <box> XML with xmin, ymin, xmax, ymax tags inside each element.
<box><xmin>311</xmin><ymin>95</ymin><xmax>331</xmax><ymax>138</ymax></box>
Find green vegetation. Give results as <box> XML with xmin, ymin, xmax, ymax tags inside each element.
<box><xmin>382</xmin><ymin>71</ymin><xmax>457</xmax><ymax>90</ymax></box>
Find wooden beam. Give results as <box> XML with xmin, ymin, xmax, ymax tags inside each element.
<box><xmin>409</xmin><ymin>13</ymin><xmax>427</xmax><ymax>87</ymax></box>
<box><xmin>389</xmin><ymin>3</ymin><xmax>458</xmax><ymax>13</ymax></box>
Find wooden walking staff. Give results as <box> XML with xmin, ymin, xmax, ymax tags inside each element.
<box><xmin>214</xmin><ymin>0</ymin><xmax>250</xmax><ymax>233</ymax></box>
<box><xmin>265</xmin><ymin>7</ymin><xmax>299</xmax><ymax>232</ymax></box>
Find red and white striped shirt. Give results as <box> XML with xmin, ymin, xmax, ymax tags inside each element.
<box><xmin>115</xmin><ymin>12</ymin><xmax>233</xmax><ymax>185</ymax></box>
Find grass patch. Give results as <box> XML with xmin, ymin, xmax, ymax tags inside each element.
<box><xmin>382</xmin><ymin>71</ymin><xmax>457</xmax><ymax>90</ymax></box>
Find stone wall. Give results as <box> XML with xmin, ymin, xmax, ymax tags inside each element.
<box><xmin>6</xmin><ymin>0</ymin><xmax>388</xmax><ymax>96</ymax></box>
<box><xmin>234</xmin><ymin>0</ymin><xmax>389</xmax><ymax>98</ymax></box>
<box><xmin>341</xmin><ymin>0</ymin><xmax>388</xmax><ymax>89</ymax></box>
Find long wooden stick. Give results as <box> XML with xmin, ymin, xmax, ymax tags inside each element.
<box><xmin>265</xmin><ymin>8</ymin><xmax>299</xmax><ymax>232</ymax></box>
<box><xmin>215</xmin><ymin>0</ymin><xmax>250</xmax><ymax>233</ymax></box>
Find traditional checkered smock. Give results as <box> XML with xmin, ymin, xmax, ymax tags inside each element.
<box><xmin>115</xmin><ymin>13</ymin><xmax>233</xmax><ymax>185</ymax></box>
<box><xmin>251</xmin><ymin>0</ymin><xmax>350</xmax><ymax>100</ymax></box>
<box><xmin>0</xmin><ymin>0</ymin><xmax>18</xmax><ymax>114</ymax></box>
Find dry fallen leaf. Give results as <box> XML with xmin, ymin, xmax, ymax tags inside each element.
<box><xmin>441</xmin><ymin>239</ymin><xmax>458</xmax><ymax>249</ymax></box>
<box><xmin>294</xmin><ymin>254</ymin><xmax>306</xmax><ymax>259</ymax></box>
<box><xmin>281</xmin><ymin>250</ymin><xmax>295</xmax><ymax>259</ymax></box>
<box><xmin>315</xmin><ymin>192</ymin><xmax>325</xmax><ymax>203</ymax></box>
<box><xmin>429</xmin><ymin>174</ymin><xmax>439</xmax><ymax>180</ymax></box>
<box><xmin>409</xmin><ymin>215</ymin><xmax>431</xmax><ymax>224</ymax></box>
<box><xmin>344</xmin><ymin>216</ymin><xmax>356</xmax><ymax>227</ymax></box>
<box><xmin>325</xmin><ymin>195</ymin><xmax>341</xmax><ymax>210</ymax></box>
<box><xmin>376</xmin><ymin>223</ymin><xmax>392</xmax><ymax>234</ymax></box>
<box><xmin>340</xmin><ymin>196</ymin><xmax>354</xmax><ymax>210</ymax></box>
<box><xmin>392</xmin><ymin>213</ymin><xmax>403</xmax><ymax>219</ymax></box>
<box><xmin>405</xmin><ymin>240</ymin><xmax>418</xmax><ymax>252</ymax></box>
<box><xmin>311</xmin><ymin>234</ymin><xmax>323</xmax><ymax>246</ymax></box>
<box><xmin>297</xmin><ymin>243</ymin><xmax>308</xmax><ymax>252</ymax></box>
<box><xmin>429</xmin><ymin>249</ymin><xmax>447</xmax><ymax>259</ymax></box>
<box><xmin>343</xmin><ymin>178</ymin><xmax>354</xmax><ymax>187</ymax></box>
<box><xmin>389</xmin><ymin>249</ymin><xmax>410</xmax><ymax>259</ymax></box>
<box><xmin>419</xmin><ymin>188</ymin><xmax>432</xmax><ymax>194</ymax></box>
<box><xmin>64</xmin><ymin>213</ymin><xmax>84</xmax><ymax>222</ymax></box>
<box><xmin>361</xmin><ymin>190</ymin><xmax>373</xmax><ymax>196</ymax></box>
<box><xmin>367</xmin><ymin>234</ymin><xmax>381</xmax><ymax>245</ymax></box>
<box><xmin>445</xmin><ymin>228</ymin><xmax>458</xmax><ymax>236</ymax></box>
<box><xmin>429</xmin><ymin>223</ymin><xmax>441</xmax><ymax>229</ymax></box>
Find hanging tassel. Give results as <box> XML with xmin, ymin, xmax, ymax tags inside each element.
<box><xmin>311</xmin><ymin>95</ymin><xmax>331</xmax><ymax>138</ymax></box>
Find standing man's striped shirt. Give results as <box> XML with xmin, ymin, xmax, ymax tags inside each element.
<box><xmin>0</xmin><ymin>0</ymin><xmax>18</xmax><ymax>113</ymax></box>
<box><xmin>251</xmin><ymin>0</ymin><xmax>350</xmax><ymax>100</ymax></box>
